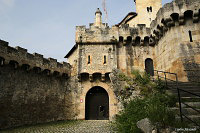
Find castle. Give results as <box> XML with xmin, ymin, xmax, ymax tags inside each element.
<box><xmin>0</xmin><ymin>0</ymin><xmax>200</xmax><ymax>129</ymax></box>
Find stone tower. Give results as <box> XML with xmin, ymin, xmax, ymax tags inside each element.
<box><xmin>95</xmin><ymin>8</ymin><xmax>102</xmax><ymax>27</ymax></box>
<box><xmin>134</xmin><ymin>0</ymin><xmax>162</xmax><ymax>27</ymax></box>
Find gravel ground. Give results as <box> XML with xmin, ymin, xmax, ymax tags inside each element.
<box><xmin>1</xmin><ymin>120</ymin><xmax>117</xmax><ymax>133</ymax></box>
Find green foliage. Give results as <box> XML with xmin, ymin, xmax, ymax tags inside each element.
<box><xmin>131</xmin><ymin>70</ymin><xmax>156</xmax><ymax>96</ymax></box>
<box><xmin>118</xmin><ymin>72</ymin><xmax>129</xmax><ymax>81</ymax></box>
<box><xmin>115</xmin><ymin>93</ymin><xmax>177</xmax><ymax>132</ymax></box>
<box><xmin>114</xmin><ymin>70</ymin><xmax>178</xmax><ymax>132</ymax></box>
<box><xmin>144</xmin><ymin>93</ymin><xmax>176</xmax><ymax>128</ymax></box>
<box><xmin>155</xmin><ymin>78</ymin><xmax>166</xmax><ymax>93</ymax></box>
<box><xmin>115</xmin><ymin>98</ymin><xmax>145</xmax><ymax>133</ymax></box>
<box><xmin>131</xmin><ymin>70</ymin><xmax>150</xmax><ymax>85</ymax></box>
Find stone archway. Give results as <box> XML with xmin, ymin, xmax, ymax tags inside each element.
<box><xmin>145</xmin><ymin>58</ymin><xmax>154</xmax><ymax>76</ymax></box>
<box><xmin>85</xmin><ymin>86</ymin><xmax>109</xmax><ymax>120</ymax></box>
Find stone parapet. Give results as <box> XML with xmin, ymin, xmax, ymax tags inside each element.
<box><xmin>150</xmin><ymin>0</ymin><xmax>200</xmax><ymax>43</ymax></box>
<box><xmin>76</xmin><ymin>23</ymin><xmax>152</xmax><ymax>46</ymax></box>
<box><xmin>0</xmin><ymin>40</ymin><xmax>71</xmax><ymax>77</ymax></box>
<box><xmin>75</xmin><ymin>0</ymin><xmax>200</xmax><ymax>47</ymax></box>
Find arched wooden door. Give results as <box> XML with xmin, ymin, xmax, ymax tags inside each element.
<box><xmin>145</xmin><ymin>58</ymin><xmax>154</xmax><ymax>76</ymax></box>
<box><xmin>85</xmin><ymin>86</ymin><xmax>109</xmax><ymax>120</ymax></box>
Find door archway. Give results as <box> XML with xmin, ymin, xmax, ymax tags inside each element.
<box><xmin>145</xmin><ymin>58</ymin><xmax>154</xmax><ymax>76</ymax></box>
<box><xmin>85</xmin><ymin>86</ymin><xmax>109</xmax><ymax>120</ymax></box>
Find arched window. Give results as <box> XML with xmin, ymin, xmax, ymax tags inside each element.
<box><xmin>144</xmin><ymin>36</ymin><xmax>149</xmax><ymax>46</ymax></box>
<box><xmin>127</xmin><ymin>36</ymin><xmax>132</xmax><ymax>43</ymax></box>
<box><xmin>135</xmin><ymin>36</ymin><xmax>141</xmax><ymax>45</ymax></box>
<box><xmin>119</xmin><ymin>36</ymin><xmax>124</xmax><ymax>42</ymax></box>
<box><xmin>170</xmin><ymin>13</ymin><xmax>179</xmax><ymax>22</ymax></box>
<box><xmin>184</xmin><ymin>10</ymin><xmax>193</xmax><ymax>20</ymax></box>
<box><xmin>145</xmin><ymin>58</ymin><xmax>154</xmax><ymax>76</ymax></box>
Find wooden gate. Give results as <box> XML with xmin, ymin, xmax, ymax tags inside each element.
<box><xmin>85</xmin><ymin>86</ymin><xmax>109</xmax><ymax>120</ymax></box>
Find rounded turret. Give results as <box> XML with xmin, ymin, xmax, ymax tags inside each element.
<box><xmin>95</xmin><ymin>8</ymin><xmax>102</xmax><ymax>27</ymax></box>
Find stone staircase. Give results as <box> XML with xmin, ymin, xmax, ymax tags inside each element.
<box><xmin>167</xmin><ymin>82</ymin><xmax>200</xmax><ymax>126</ymax></box>
<box><xmin>167</xmin><ymin>82</ymin><xmax>200</xmax><ymax>97</ymax></box>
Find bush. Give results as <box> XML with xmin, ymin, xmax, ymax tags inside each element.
<box><xmin>118</xmin><ymin>73</ymin><xmax>129</xmax><ymax>81</ymax></box>
<box><xmin>144</xmin><ymin>93</ymin><xmax>176</xmax><ymax>128</ymax></box>
<box><xmin>155</xmin><ymin>78</ymin><xmax>166</xmax><ymax>93</ymax></box>
<box><xmin>115</xmin><ymin>70</ymin><xmax>178</xmax><ymax>132</ymax></box>
<box><xmin>115</xmin><ymin>93</ymin><xmax>176</xmax><ymax>132</ymax></box>
<box><xmin>115</xmin><ymin>98</ymin><xmax>146</xmax><ymax>133</ymax></box>
<box><xmin>132</xmin><ymin>70</ymin><xmax>150</xmax><ymax>85</ymax></box>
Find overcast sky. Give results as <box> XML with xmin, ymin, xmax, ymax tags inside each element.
<box><xmin>0</xmin><ymin>0</ymin><xmax>172</xmax><ymax>62</ymax></box>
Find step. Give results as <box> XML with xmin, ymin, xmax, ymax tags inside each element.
<box><xmin>175</xmin><ymin>93</ymin><xmax>200</xmax><ymax>97</ymax></box>
<box><xmin>176</xmin><ymin>115</ymin><xmax>200</xmax><ymax>122</ymax></box>
<box><xmin>167</xmin><ymin>83</ymin><xmax>200</xmax><ymax>87</ymax></box>
<box><xmin>167</xmin><ymin>85</ymin><xmax>200</xmax><ymax>90</ymax></box>
<box><xmin>170</xmin><ymin>90</ymin><xmax>200</xmax><ymax>95</ymax></box>
<box><xmin>169</xmin><ymin>89</ymin><xmax>200</xmax><ymax>93</ymax></box>
<box><xmin>181</xmin><ymin>97</ymin><xmax>200</xmax><ymax>102</ymax></box>
<box><xmin>176</xmin><ymin>102</ymin><xmax>200</xmax><ymax>108</ymax></box>
<box><xmin>171</xmin><ymin>107</ymin><xmax>200</xmax><ymax>115</ymax></box>
<box><xmin>167</xmin><ymin>83</ymin><xmax>200</xmax><ymax>86</ymax></box>
<box><xmin>168</xmin><ymin>86</ymin><xmax>200</xmax><ymax>89</ymax></box>
<box><xmin>168</xmin><ymin>90</ymin><xmax>200</xmax><ymax>97</ymax></box>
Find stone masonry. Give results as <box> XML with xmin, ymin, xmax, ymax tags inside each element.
<box><xmin>0</xmin><ymin>0</ymin><xmax>200</xmax><ymax>130</ymax></box>
<box><xmin>66</xmin><ymin>0</ymin><xmax>200</xmax><ymax>121</ymax></box>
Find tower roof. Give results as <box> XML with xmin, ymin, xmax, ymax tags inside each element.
<box><xmin>95</xmin><ymin>8</ymin><xmax>102</xmax><ymax>15</ymax></box>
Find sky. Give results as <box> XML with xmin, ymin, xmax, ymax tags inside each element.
<box><xmin>0</xmin><ymin>0</ymin><xmax>172</xmax><ymax>62</ymax></box>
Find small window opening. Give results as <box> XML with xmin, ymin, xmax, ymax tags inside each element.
<box><xmin>119</xmin><ymin>36</ymin><xmax>123</xmax><ymax>42</ymax></box>
<box><xmin>144</xmin><ymin>37</ymin><xmax>150</xmax><ymax>46</ymax></box>
<box><xmin>149</xmin><ymin>6</ymin><xmax>152</xmax><ymax>12</ymax></box>
<box><xmin>104</xmin><ymin>56</ymin><xmax>106</xmax><ymax>64</ymax></box>
<box><xmin>147</xmin><ymin>6</ymin><xmax>152</xmax><ymax>12</ymax></box>
<box><xmin>127</xmin><ymin>36</ymin><xmax>132</xmax><ymax>43</ymax></box>
<box><xmin>88</xmin><ymin>55</ymin><xmax>91</xmax><ymax>64</ymax></box>
<box><xmin>147</xmin><ymin>7</ymin><xmax>149</xmax><ymax>12</ymax></box>
<box><xmin>189</xmin><ymin>30</ymin><xmax>193</xmax><ymax>42</ymax></box>
<box><xmin>135</xmin><ymin>36</ymin><xmax>141</xmax><ymax>45</ymax></box>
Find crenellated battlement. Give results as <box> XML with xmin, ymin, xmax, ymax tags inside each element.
<box><xmin>150</xmin><ymin>0</ymin><xmax>200</xmax><ymax>42</ymax></box>
<box><xmin>75</xmin><ymin>23</ymin><xmax>117</xmax><ymax>43</ymax></box>
<box><xmin>0</xmin><ymin>40</ymin><xmax>71</xmax><ymax>77</ymax></box>
<box><xmin>75</xmin><ymin>0</ymin><xmax>200</xmax><ymax>47</ymax></box>
<box><xmin>76</xmin><ymin>23</ymin><xmax>153</xmax><ymax>46</ymax></box>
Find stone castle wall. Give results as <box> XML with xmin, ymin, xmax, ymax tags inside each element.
<box><xmin>78</xmin><ymin>44</ymin><xmax>117</xmax><ymax>74</ymax></box>
<box><xmin>0</xmin><ymin>0</ymin><xmax>200</xmax><ymax>130</ymax></box>
<box><xmin>150</xmin><ymin>0</ymin><xmax>200</xmax><ymax>82</ymax></box>
<box><xmin>118</xmin><ymin>0</ymin><xmax>200</xmax><ymax>82</ymax></box>
<box><xmin>73</xmin><ymin>0</ymin><xmax>200</xmax><ymax>83</ymax></box>
<box><xmin>0</xmin><ymin>40</ymin><xmax>78</xmax><ymax>129</ymax></box>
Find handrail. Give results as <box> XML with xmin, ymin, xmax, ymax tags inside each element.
<box><xmin>153</xmin><ymin>70</ymin><xmax>200</xmax><ymax>126</ymax></box>
<box><xmin>181</xmin><ymin>102</ymin><xmax>200</xmax><ymax>114</ymax></box>
<box><xmin>178</xmin><ymin>88</ymin><xmax>200</xmax><ymax>97</ymax></box>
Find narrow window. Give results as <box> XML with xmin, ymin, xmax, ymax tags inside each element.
<box><xmin>147</xmin><ymin>7</ymin><xmax>152</xmax><ymax>12</ymax></box>
<box><xmin>147</xmin><ymin>7</ymin><xmax>149</xmax><ymax>12</ymax></box>
<box><xmin>119</xmin><ymin>36</ymin><xmax>123</xmax><ymax>42</ymax></box>
<box><xmin>189</xmin><ymin>30</ymin><xmax>193</xmax><ymax>42</ymax></box>
<box><xmin>104</xmin><ymin>56</ymin><xmax>106</xmax><ymax>64</ymax></box>
<box><xmin>149</xmin><ymin>6</ymin><xmax>152</xmax><ymax>12</ymax></box>
<box><xmin>88</xmin><ymin>55</ymin><xmax>90</xmax><ymax>64</ymax></box>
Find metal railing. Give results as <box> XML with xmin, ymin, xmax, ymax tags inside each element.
<box><xmin>154</xmin><ymin>70</ymin><xmax>200</xmax><ymax>126</ymax></box>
